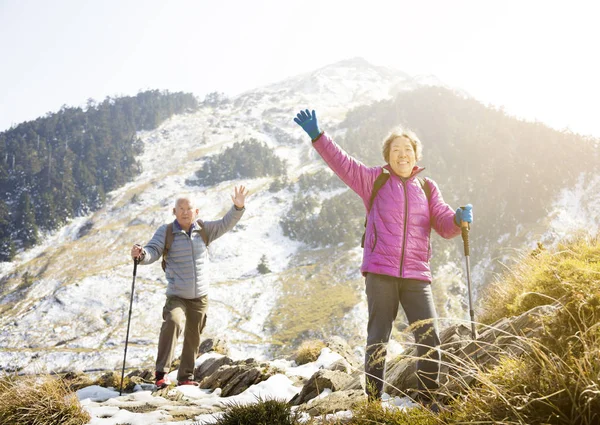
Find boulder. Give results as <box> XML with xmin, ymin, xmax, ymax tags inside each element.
<box><xmin>298</xmin><ymin>389</ymin><xmax>366</xmax><ymax>417</ymax></box>
<box><xmin>199</xmin><ymin>359</ymin><xmax>276</xmax><ymax>397</ymax></box>
<box><xmin>290</xmin><ymin>369</ymin><xmax>356</xmax><ymax>405</ymax></box>
<box><xmin>325</xmin><ymin>336</ymin><xmax>361</xmax><ymax>370</ymax></box>
<box><xmin>326</xmin><ymin>358</ymin><xmax>351</xmax><ymax>373</ymax></box>
<box><xmin>199</xmin><ymin>337</ymin><xmax>229</xmax><ymax>355</ymax></box>
<box><xmin>194</xmin><ymin>356</ymin><xmax>234</xmax><ymax>382</ymax></box>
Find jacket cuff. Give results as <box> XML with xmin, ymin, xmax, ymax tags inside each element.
<box><xmin>311</xmin><ymin>131</ymin><xmax>325</xmax><ymax>143</ymax></box>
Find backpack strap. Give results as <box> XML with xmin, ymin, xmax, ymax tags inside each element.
<box><xmin>417</xmin><ymin>177</ymin><xmax>433</xmax><ymax>232</ymax></box>
<box><xmin>162</xmin><ymin>223</ymin><xmax>174</xmax><ymax>272</ymax></box>
<box><xmin>162</xmin><ymin>220</ymin><xmax>209</xmax><ymax>272</ymax></box>
<box><xmin>417</xmin><ymin>176</ymin><xmax>431</xmax><ymax>203</ymax></box>
<box><xmin>197</xmin><ymin>220</ymin><xmax>209</xmax><ymax>247</ymax></box>
<box><xmin>361</xmin><ymin>170</ymin><xmax>390</xmax><ymax>248</ymax></box>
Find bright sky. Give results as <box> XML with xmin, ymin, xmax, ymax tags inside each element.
<box><xmin>1</xmin><ymin>0</ymin><xmax>599</xmax><ymax>136</ymax></box>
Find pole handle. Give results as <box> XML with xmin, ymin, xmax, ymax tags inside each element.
<box><xmin>461</xmin><ymin>221</ymin><xmax>470</xmax><ymax>256</ymax></box>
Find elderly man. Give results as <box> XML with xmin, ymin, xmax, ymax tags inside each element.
<box><xmin>131</xmin><ymin>185</ymin><xmax>248</xmax><ymax>387</ymax></box>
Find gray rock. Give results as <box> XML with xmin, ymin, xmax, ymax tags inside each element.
<box><xmin>327</xmin><ymin>359</ymin><xmax>351</xmax><ymax>373</ymax></box>
<box><xmin>194</xmin><ymin>356</ymin><xmax>233</xmax><ymax>381</ymax></box>
<box><xmin>199</xmin><ymin>337</ymin><xmax>229</xmax><ymax>355</ymax></box>
<box><xmin>290</xmin><ymin>370</ymin><xmax>356</xmax><ymax>405</ymax></box>
<box><xmin>199</xmin><ymin>359</ymin><xmax>276</xmax><ymax>397</ymax></box>
<box><xmin>298</xmin><ymin>389</ymin><xmax>366</xmax><ymax>417</ymax></box>
<box><xmin>325</xmin><ymin>336</ymin><xmax>361</xmax><ymax>370</ymax></box>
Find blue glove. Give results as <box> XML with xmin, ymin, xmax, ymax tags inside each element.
<box><xmin>455</xmin><ymin>204</ymin><xmax>473</xmax><ymax>226</ymax></box>
<box><xmin>293</xmin><ymin>109</ymin><xmax>322</xmax><ymax>140</ymax></box>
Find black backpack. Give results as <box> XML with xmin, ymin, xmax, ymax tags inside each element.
<box><xmin>360</xmin><ymin>170</ymin><xmax>431</xmax><ymax>248</ymax></box>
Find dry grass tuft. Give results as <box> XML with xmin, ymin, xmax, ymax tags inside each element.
<box><xmin>295</xmin><ymin>340</ymin><xmax>327</xmax><ymax>365</ymax></box>
<box><xmin>0</xmin><ymin>374</ymin><xmax>90</xmax><ymax>425</ymax></box>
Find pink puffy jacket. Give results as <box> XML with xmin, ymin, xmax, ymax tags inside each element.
<box><xmin>313</xmin><ymin>133</ymin><xmax>460</xmax><ymax>282</ymax></box>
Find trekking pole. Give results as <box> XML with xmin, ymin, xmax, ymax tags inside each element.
<box><xmin>119</xmin><ymin>258</ymin><xmax>138</xmax><ymax>395</ymax></box>
<box><xmin>461</xmin><ymin>220</ymin><xmax>477</xmax><ymax>342</ymax></box>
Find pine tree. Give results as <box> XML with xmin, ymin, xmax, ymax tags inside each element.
<box><xmin>15</xmin><ymin>192</ymin><xmax>39</xmax><ymax>249</ymax></box>
<box><xmin>257</xmin><ymin>255</ymin><xmax>271</xmax><ymax>274</ymax></box>
<box><xmin>0</xmin><ymin>200</ymin><xmax>15</xmax><ymax>261</ymax></box>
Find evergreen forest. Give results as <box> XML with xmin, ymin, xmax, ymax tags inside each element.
<box><xmin>0</xmin><ymin>90</ymin><xmax>198</xmax><ymax>261</ymax></box>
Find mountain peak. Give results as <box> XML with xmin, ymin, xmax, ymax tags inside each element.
<box><xmin>312</xmin><ymin>56</ymin><xmax>410</xmax><ymax>80</ymax></box>
<box><xmin>242</xmin><ymin>57</ymin><xmax>414</xmax><ymax>115</ymax></box>
<box><xmin>325</xmin><ymin>57</ymin><xmax>374</xmax><ymax>68</ymax></box>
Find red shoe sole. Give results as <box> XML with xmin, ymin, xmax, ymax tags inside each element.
<box><xmin>155</xmin><ymin>379</ymin><xmax>171</xmax><ymax>389</ymax></box>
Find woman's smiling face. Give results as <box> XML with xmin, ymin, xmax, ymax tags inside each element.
<box><xmin>388</xmin><ymin>136</ymin><xmax>416</xmax><ymax>178</ymax></box>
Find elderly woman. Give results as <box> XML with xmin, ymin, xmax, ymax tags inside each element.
<box><xmin>294</xmin><ymin>109</ymin><xmax>472</xmax><ymax>408</ymax></box>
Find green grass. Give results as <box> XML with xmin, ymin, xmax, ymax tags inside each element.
<box><xmin>214</xmin><ymin>397</ymin><xmax>304</xmax><ymax>425</ymax></box>
<box><xmin>267</xmin><ymin>248</ymin><xmax>361</xmax><ymax>350</ymax></box>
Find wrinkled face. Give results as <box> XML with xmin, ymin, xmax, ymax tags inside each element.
<box><xmin>388</xmin><ymin>137</ymin><xmax>416</xmax><ymax>178</ymax></box>
<box><xmin>173</xmin><ymin>198</ymin><xmax>199</xmax><ymax>229</ymax></box>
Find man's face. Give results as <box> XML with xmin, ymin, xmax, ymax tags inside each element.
<box><xmin>173</xmin><ymin>198</ymin><xmax>199</xmax><ymax>229</ymax></box>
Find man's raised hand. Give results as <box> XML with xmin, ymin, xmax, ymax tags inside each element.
<box><xmin>232</xmin><ymin>185</ymin><xmax>249</xmax><ymax>208</ymax></box>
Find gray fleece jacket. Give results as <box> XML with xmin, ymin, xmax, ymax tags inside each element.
<box><xmin>140</xmin><ymin>205</ymin><xmax>245</xmax><ymax>299</ymax></box>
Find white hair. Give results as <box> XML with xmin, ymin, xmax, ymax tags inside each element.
<box><xmin>174</xmin><ymin>196</ymin><xmax>196</xmax><ymax>208</ymax></box>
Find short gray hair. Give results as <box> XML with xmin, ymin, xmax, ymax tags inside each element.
<box><xmin>382</xmin><ymin>128</ymin><xmax>423</xmax><ymax>163</ymax></box>
<box><xmin>174</xmin><ymin>196</ymin><xmax>195</xmax><ymax>208</ymax></box>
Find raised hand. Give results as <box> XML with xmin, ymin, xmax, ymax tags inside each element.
<box><xmin>231</xmin><ymin>185</ymin><xmax>249</xmax><ymax>209</ymax></box>
<box><xmin>293</xmin><ymin>109</ymin><xmax>322</xmax><ymax>140</ymax></box>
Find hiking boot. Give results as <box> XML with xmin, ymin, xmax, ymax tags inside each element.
<box><xmin>418</xmin><ymin>398</ymin><xmax>449</xmax><ymax>414</ymax></box>
<box><xmin>155</xmin><ymin>372</ymin><xmax>171</xmax><ymax>389</ymax></box>
<box><xmin>177</xmin><ymin>380</ymin><xmax>199</xmax><ymax>386</ymax></box>
<box><xmin>410</xmin><ymin>391</ymin><xmax>446</xmax><ymax>414</ymax></box>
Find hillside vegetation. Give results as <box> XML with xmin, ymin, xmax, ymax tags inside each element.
<box><xmin>0</xmin><ymin>90</ymin><xmax>198</xmax><ymax>260</ymax></box>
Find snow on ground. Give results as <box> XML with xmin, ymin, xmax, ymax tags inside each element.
<box><xmin>75</xmin><ymin>348</ymin><xmax>418</xmax><ymax>425</ymax></box>
<box><xmin>543</xmin><ymin>172</ymin><xmax>600</xmax><ymax>244</ymax></box>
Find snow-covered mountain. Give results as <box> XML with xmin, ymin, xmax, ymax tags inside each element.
<box><xmin>1</xmin><ymin>57</ymin><xmax>598</xmax><ymax>376</ymax></box>
<box><xmin>0</xmin><ymin>58</ymin><xmax>428</xmax><ymax>374</ymax></box>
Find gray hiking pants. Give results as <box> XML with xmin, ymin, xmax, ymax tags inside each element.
<box><xmin>155</xmin><ymin>295</ymin><xmax>208</xmax><ymax>382</ymax></box>
<box><xmin>364</xmin><ymin>273</ymin><xmax>441</xmax><ymax>398</ymax></box>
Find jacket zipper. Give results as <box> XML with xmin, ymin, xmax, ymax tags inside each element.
<box><xmin>399</xmin><ymin>178</ymin><xmax>409</xmax><ymax>277</ymax></box>
<box><xmin>188</xmin><ymin>232</ymin><xmax>197</xmax><ymax>299</ymax></box>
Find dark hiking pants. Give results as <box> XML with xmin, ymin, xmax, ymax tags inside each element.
<box><xmin>364</xmin><ymin>273</ymin><xmax>441</xmax><ymax>399</ymax></box>
<box><xmin>155</xmin><ymin>295</ymin><xmax>208</xmax><ymax>382</ymax></box>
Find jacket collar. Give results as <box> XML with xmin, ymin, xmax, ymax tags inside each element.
<box><xmin>173</xmin><ymin>219</ymin><xmax>200</xmax><ymax>233</ymax></box>
<box><xmin>383</xmin><ymin>164</ymin><xmax>425</xmax><ymax>180</ymax></box>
